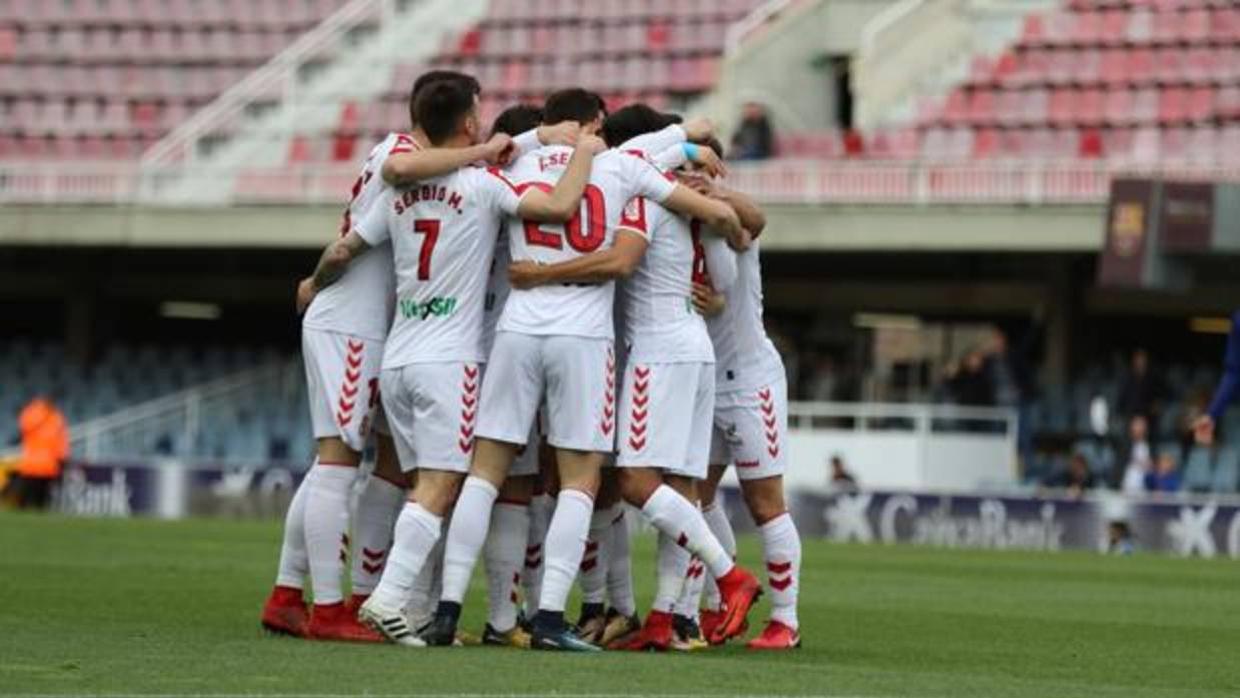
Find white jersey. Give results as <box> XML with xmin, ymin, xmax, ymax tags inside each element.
<box><xmin>481</xmin><ymin>225</ymin><xmax>513</xmax><ymax>356</ymax></box>
<box><xmin>354</xmin><ymin>165</ymin><xmax>525</xmax><ymax>368</ymax></box>
<box><xmin>302</xmin><ymin>133</ymin><xmax>412</xmax><ymax>340</ymax></box>
<box><xmin>497</xmin><ymin>146</ymin><xmax>677</xmax><ymax>339</ymax></box>
<box><xmin>706</xmin><ymin>238</ymin><xmax>784</xmax><ymax>393</ymax></box>
<box><xmin>621</xmin><ymin>201</ymin><xmax>714</xmax><ymax>364</ymax></box>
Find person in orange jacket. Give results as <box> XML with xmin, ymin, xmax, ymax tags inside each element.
<box><xmin>14</xmin><ymin>396</ymin><xmax>69</xmax><ymax>510</ymax></box>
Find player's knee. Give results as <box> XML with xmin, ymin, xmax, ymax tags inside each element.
<box><xmin>414</xmin><ymin>473</ymin><xmax>464</xmax><ymax>516</ymax></box>
<box><xmin>699</xmin><ymin>477</ymin><xmax>721</xmax><ymax>508</ymax></box>
<box><xmin>469</xmin><ymin>438</ymin><xmax>515</xmax><ymax>488</ymax></box>
<box><xmin>498</xmin><ymin>474</ymin><xmax>535</xmax><ymax>504</ymax></box>
<box><xmin>741</xmin><ymin>476</ymin><xmax>786</xmax><ymax>525</ymax></box>
<box><xmin>595</xmin><ymin>470</ymin><xmax>622</xmax><ymax>507</ymax></box>
<box><xmin>316</xmin><ymin>437</ymin><xmax>361</xmax><ymax>467</ymax></box>
<box><xmin>664</xmin><ymin>473</ymin><xmax>697</xmax><ymax>502</ymax></box>
<box><xmin>617</xmin><ymin>468</ymin><xmax>660</xmax><ymax>507</ymax></box>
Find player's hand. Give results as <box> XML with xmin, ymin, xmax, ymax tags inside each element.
<box><xmin>716</xmin><ymin>206</ymin><xmax>749</xmax><ymax>252</ymax></box>
<box><xmin>538</xmin><ymin>121</ymin><xmax>580</xmax><ymax>147</ymax></box>
<box><xmin>1193</xmin><ymin>414</ymin><xmax>1215</xmax><ymax>445</ymax></box>
<box><xmin>691</xmin><ymin>282</ymin><xmax>725</xmax><ymax>317</ymax></box>
<box><xmin>482</xmin><ymin>133</ymin><xmax>515</xmax><ymax>166</ymax></box>
<box><xmin>689</xmin><ymin>146</ymin><xmax>727</xmax><ymax>178</ymax></box>
<box><xmin>508</xmin><ymin>260</ymin><xmax>544</xmax><ymax>289</ymax></box>
<box><xmin>681</xmin><ymin>116</ymin><xmax>715</xmax><ymax>142</ymax></box>
<box><xmin>295</xmin><ymin>277</ymin><xmax>316</xmax><ymax>314</ymax></box>
<box><xmin>578</xmin><ymin>134</ymin><xmax>608</xmax><ymax>156</ymax></box>
<box><xmin>677</xmin><ymin>171</ymin><xmax>718</xmax><ymax>197</ymax></box>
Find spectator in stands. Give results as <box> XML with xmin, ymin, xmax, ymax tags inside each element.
<box><xmin>730</xmin><ymin>101</ymin><xmax>774</xmax><ymax>160</ymax></box>
<box><xmin>1116</xmin><ymin>349</ymin><xmax>1168</xmax><ymax>425</ymax></box>
<box><xmin>11</xmin><ymin>396</ymin><xmax>69</xmax><ymax>510</ymax></box>
<box><xmin>1194</xmin><ymin>309</ymin><xmax>1240</xmax><ymax>446</ymax></box>
<box><xmin>945</xmin><ymin>349</ymin><xmax>996</xmax><ymax>407</ymax></box>
<box><xmin>1043</xmin><ymin>453</ymin><xmax>1095</xmax><ymax>498</ymax></box>
<box><xmin>828</xmin><ymin>454</ymin><xmax>857</xmax><ymax>492</ymax></box>
<box><xmin>1144</xmin><ymin>452</ymin><xmax>1181</xmax><ymax>493</ymax></box>
<box><xmin>1115</xmin><ymin>414</ymin><xmax>1155</xmax><ymax>494</ymax></box>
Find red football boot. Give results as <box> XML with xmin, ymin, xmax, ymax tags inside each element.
<box><xmin>260</xmin><ymin>585</ymin><xmax>309</xmax><ymax>638</ymax></box>
<box><xmin>746</xmin><ymin>620</ymin><xmax>801</xmax><ymax>650</ymax></box>
<box><xmin>699</xmin><ymin>608</ymin><xmax>747</xmax><ymax>646</ymax></box>
<box><xmin>306</xmin><ymin>602</ymin><xmax>385</xmax><ymax>643</ymax></box>
<box><xmin>348</xmin><ymin>593</ymin><xmax>369</xmax><ymax>613</ymax></box>
<box><xmin>622</xmin><ymin>610</ymin><xmax>675</xmax><ymax>651</ymax></box>
<box><xmin>709</xmin><ymin>566</ymin><xmax>762</xmax><ymax>645</ymax></box>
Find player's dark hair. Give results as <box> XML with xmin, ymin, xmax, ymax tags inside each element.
<box><xmin>415</xmin><ymin>79</ymin><xmax>476</xmax><ymax>145</ymax></box>
<box><xmin>701</xmin><ymin>136</ymin><xmax>725</xmax><ymax>160</ymax></box>
<box><xmin>542</xmin><ymin>88</ymin><xmax>606</xmax><ymax>127</ymax></box>
<box><xmin>491</xmin><ymin>104</ymin><xmax>543</xmax><ymax>137</ymax></box>
<box><xmin>409</xmin><ymin>70</ymin><xmax>480</xmax><ymax>128</ymax></box>
<box><xmin>600</xmin><ymin>103</ymin><xmax>681</xmax><ymax>148</ymax></box>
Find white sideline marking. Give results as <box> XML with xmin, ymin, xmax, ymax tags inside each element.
<box><xmin>8</xmin><ymin>694</ymin><xmax>884</xmax><ymax>698</ymax></box>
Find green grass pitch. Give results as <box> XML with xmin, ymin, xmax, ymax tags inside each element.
<box><xmin>1</xmin><ymin>512</ymin><xmax>1238</xmax><ymax>697</ymax></box>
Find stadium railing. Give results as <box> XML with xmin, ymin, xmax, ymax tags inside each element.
<box><xmin>69</xmin><ymin>360</ymin><xmax>303</xmax><ymax>464</ymax></box>
<box><xmin>140</xmin><ymin>0</ymin><xmax>402</xmax><ymax>169</ymax></box>
<box><xmin>4</xmin><ymin>160</ymin><xmax>1238</xmax><ymax>206</ymax></box>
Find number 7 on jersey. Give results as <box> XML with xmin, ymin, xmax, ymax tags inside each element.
<box><xmin>412</xmin><ymin>219</ymin><xmax>440</xmax><ymax>280</ymax></box>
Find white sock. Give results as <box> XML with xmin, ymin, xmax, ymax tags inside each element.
<box><xmin>760</xmin><ymin>512</ymin><xmax>802</xmax><ymax>629</ymax></box>
<box><xmin>538</xmin><ymin>489</ymin><xmax>593</xmax><ymax>613</ymax></box>
<box><xmin>579</xmin><ymin>507</ymin><xmax>612</xmax><ymax>604</ymax></box>
<box><xmin>701</xmin><ymin>500</ymin><xmax>735</xmax><ymax>611</ymax></box>
<box><xmin>350</xmin><ymin>474</ymin><xmax>406</xmax><ymax>596</ymax></box>
<box><xmin>369</xmin><ymin>502</ymin><xmax>442</xmax><ymax>611</ymax></box>
<box><xmin>304</xmin><ymin>463</ymin><xmax>356</xmax><ymax>605</ymax></box>
<box><xmin>440</xmin><ymin>476</ymin><xmax>498</xmax><ymax>604</ymax></box>
<box><xmin>522</xmin><ymin>492</ymin><xmax>554</xmax><ymax>616</ymax></box>
<box><xmin>406</xmin><ymin>534</ymin><xmax>444</xmax><ymax>629</ymax></box>
<box><xmin>676</xmin><ymin>556</ymin><xmax>706</xmax><ymax>620</ymax></box>
<box><xmin>484</xmin><ymin>502</ymin><xmax>529</xmax><ymax>632</ymax></box>
<box><xmin>274</xmin><ymin>464</ymin><xmax>315</xmax><ymax>588</ymax></box>
<box><xmin>605</xmin><ymin>505</ymin><xmax>636</xmax><ymax>616</ymax></box>
<box><xmin>652</xmin><ymin>532</ymin><xmax>691</xmax><ymax>613</ymax></box>
<box><xmin>640</xmin><ymin>485</ymin><xmax>732</xmax><ymax>579</ymax></box>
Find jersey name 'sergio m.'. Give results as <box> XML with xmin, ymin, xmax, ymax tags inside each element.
<box><xmin>354</xmin><ymin>165</ymin><xmax>524</xmax><ymax>368</ymax></box>
<box><xmin>302</xmin><ymin>132</ymin><xmax>411</xmax><ymax>341</ymax></box>
<box><xmin>621</xmin><ymin>200</ymin><xmax>714</xmax><ymax>364</ymax></box>
<box><xmin>706</xmin><ymin>239</ymin><xmax>783</xmax><ymax>392</ymax></box>
<box><xmin>497</xmin><ymin>146</ymin><xmax>677</xmax><ymax>339</ymax></box>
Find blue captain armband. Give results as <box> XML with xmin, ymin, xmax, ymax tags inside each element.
<box><xmin>682</xmin><ymin>142</ymin><xmax>700</xmax><ymax>162</ymax></box>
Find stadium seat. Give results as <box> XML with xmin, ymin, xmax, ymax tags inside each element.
<box><xmin>1213</xmin><ymin>449</ymin><xmax>1240</xmax><ymax>493</ymax></box>
<box><xmin>1182</xmin><ymin>447</ymin><xmax>1215</xmax><ymax>493</ymax></box>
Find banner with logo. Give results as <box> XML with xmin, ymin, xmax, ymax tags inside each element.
<box><xmin>768</xmin><ymin>490</ymin><xmax>1240</xmax><ymax>559</ymax></box>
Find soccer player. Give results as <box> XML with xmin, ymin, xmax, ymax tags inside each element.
<box><xmin>1194</xmin><ymin>310</ymin><xmax>1240</xmax><ymax>445</ymax></box>
<box><xmin>419</xmin><ymin>88</ymin><xmax>752</xmax><ymax>651</ymax></box>
<box><xmin>309</xmin><ymin>79</ymin><xmax>604</xmax><ymax>646</ymax></box>
<box><xmin>377</xmin><ymin>102</ymin><xmax>573</xmax><ymax>647</ymax></box>
<box><xmin>260</xmin><ymin>70</ymin><xmax>484</xmax><ymax>643</ymax></box>
<box><xmin>507</xmin><ymin>105</ymin><xmax>755</xmax><ymax>650</ymax></box>
<box><xmin>688</xmin><ymin>173</ymin><xmax>804</xmax><ymax>650</ymax></box>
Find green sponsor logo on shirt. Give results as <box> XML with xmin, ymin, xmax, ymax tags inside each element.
<box><xmin>399</xmin><ymin>296</ymin><xmax>458</xmax><ymax>321</ymax></box>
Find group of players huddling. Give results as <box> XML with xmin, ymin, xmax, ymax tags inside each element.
<box><xmin>259</xmin><ymin>69</ymin><xmax>802</xmax><ymax>652</ymax></box>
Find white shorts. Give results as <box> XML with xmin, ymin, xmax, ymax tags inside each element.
<box><xmin>303</xmin><ymin>328</ymin><xmax>384</xmax><ymax>452</ymax></box>
<box><xmin>477</xmin><ymin>332</ymin><xmax>616</xmax><ymax>453</ymax></box>
<box><xmin>380</xmin><ymin>361</ymin><xmax>481</xmax><ymax>474</ymax></box>
<box><xmin>616</xmin><ymin>361</ymin><xmax>714</xmax><ymax>480</ymax></box>
<box><xmin>509</xmin><ymin>418</ymin><xmax>542</xmax><ymax>477</ymax></box>
<box><xmin>709</xmin><ymin>375</ymin><xmax>789</xmax><ymax>481</ymax></box>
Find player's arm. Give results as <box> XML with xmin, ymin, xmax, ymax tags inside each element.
<box><xmin>515</xmin><ymin>135</ymin><xmax>607</xmax><ymax>222</ymax></box>
<box><xmin>660</xmin><ymin>184</ymin><xmax>748</xmax><ymax>251</ymax></box>
<box><xmin>680</xmin><ymin>171</ymin><xmax>765</xmax><ymax>236</ymax></box>
<box><xmin>296</xmin><ymin>231</ymin><xmax>371</xmax><ymax>312</ymax></box>
<box><xmin>509</xmin><ymin>230</ymin><xmax>648</xmax><ymax>288</ymax></box>
<box><xmin>650</xmin><ymin>142</ymin><xmax>727</xmax><ymax>178</ymax></box>
<box><xmin>381</xmin><ymin>134</ymin><xmax>513</xmax><ymax>186</ymax></box>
